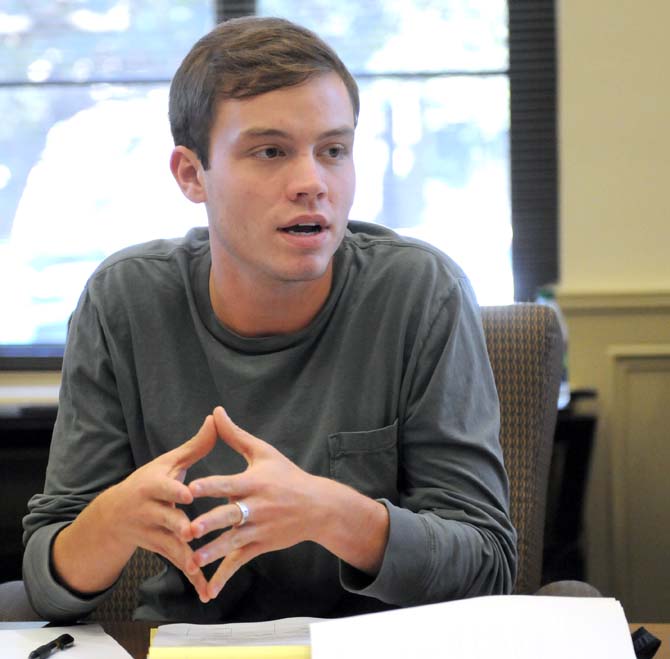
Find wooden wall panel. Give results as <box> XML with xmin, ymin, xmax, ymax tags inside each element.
<box><xmin>558</xmin><ymin>290</ymin><xmax>670</xmax><ymax>621</ymax></box>
<box><xmin>609</xmin><ymin>347</ymin><xmax>670</xmax><ymax>621</ymax></box>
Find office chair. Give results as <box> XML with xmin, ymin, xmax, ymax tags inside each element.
<box><xmin>91</xmin><ymin>303</ymin><xmax>564</xmax><ymax>621</ymax></box>
<box><xmin>0</xmin><ymin>303</ymin><xmax>579</xmax><ymax>623</ymax></box>
<box><xmin>480</xmin><ymin>303</ymin><xmax>563</xmax><ymax>594</ymax></box>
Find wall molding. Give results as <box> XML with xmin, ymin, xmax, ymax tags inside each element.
<box><xmin>557</xmin><ymin>289</ymin><xmax>670</xmax><ymax>314</ymax></box>
<box><xmin>0</xmin><ymin>371</ymin><xmax>61</xmax><ymax>407</ymax></box>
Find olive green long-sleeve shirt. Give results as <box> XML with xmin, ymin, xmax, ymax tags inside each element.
<box><xmin>23</xmin><ymin>222</ymin><xmax>516</xmax><ymax>623</ymax></box>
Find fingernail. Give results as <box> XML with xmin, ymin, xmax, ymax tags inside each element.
<box><xmin>194</xmin><ymin>523</ymin><xmax>204</xmax><ymax>538</ymax></box>
<box><xmin>191</xmin><ymin>483</ymin><xmax>202</xmax><ymax>495</ymax></box>
<box><xmin>197</xmin><ymin>550</ymin><xmax>209</xmax><ymax>565</ymax></box>
<box><xmin>217</xmin><ymin>406</ymin><xmax>229</xmax><ymax>420</ymax></box>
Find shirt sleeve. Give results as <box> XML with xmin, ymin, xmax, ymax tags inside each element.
<box><xmin>22</xmin><ymin>523</ymin><xmax>115</xmax><ymax>622</ymax></box>
<box><xmin>340</xmin><ymin>276</ymin><xmax>517</xmax><ymax>605</ymax></box>
<box><xmin>22</xmin><ymin>287</ymin><xmax>135</xmax><ymax>621</ymax></box>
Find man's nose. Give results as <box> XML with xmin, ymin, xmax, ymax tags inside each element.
<box><xmin>286</xmin><ymin>155</ymin><xmax>328</xmax><ymax>201</ymax></box>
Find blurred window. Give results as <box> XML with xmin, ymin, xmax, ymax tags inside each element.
<box><xmin>0</xmin><ymin>1</ymin><xmax>511</xmax><ymax>363</ymax></box>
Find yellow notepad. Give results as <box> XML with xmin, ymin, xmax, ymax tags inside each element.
<box><xmin>148</xmin><ymin>644</ymin><xmax>310</xmax><ymax>658</ymax></box>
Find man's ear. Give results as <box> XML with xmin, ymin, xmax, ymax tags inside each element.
<box><xmin>170</xmin><ymin>146</ymin><xmax>207</xmax><ymax>203</ymax></box>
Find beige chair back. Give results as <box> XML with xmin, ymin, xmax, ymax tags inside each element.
<box><xmin>481</xmin><ymin>303</ymin><xmax>562</xmax><ymax>594</ymax></box>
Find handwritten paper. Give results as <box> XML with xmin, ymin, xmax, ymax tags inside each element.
<box><xmin>149</xmin><ymin>617</ymin><xmax>320</xmax><ymax>658</ymax></box>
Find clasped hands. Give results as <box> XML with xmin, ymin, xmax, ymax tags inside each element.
<box><xmin>118</xmin><ymin>406</ymin><xmax>388</xmax><ymax>604</ymax></box>
<box><xmin>120</xmin><ymin>406</ymin><xmax>320</xmax><ymax>603</ymax></box>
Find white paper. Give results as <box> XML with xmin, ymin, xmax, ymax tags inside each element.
<box><xmin>310</xmin><ymin>595</ymin><xmax>636</xmax><ymax>659</ymax></box>
<box><xmin>153</xmin><ymin>617</ymin><xmax>321</xmax><ymax>647</ymax></box>
<box><xmin>0</xmin><ymin>623</ymin><xmax>131</xmax><ymax>659</ymax></box>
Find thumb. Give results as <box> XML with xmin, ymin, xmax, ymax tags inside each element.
<box><xmin>213</xmin><ymin>406</ymin><xmax>263</xmax><ymax>463</ymax></box>
<box><xmin>168</xmin><ymin>414</ymin><xmax>218</xmax><ymax>473</ymax></box>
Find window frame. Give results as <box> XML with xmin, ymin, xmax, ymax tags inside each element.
<box><xmin>508</xmin><ymin>0</ymin><xmax>558</xmax><ymax>302</ymax></box>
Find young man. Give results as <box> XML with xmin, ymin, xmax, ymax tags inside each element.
<box><xmin>23</xmin><ymin>16</ymin><xmax>516</xmax><ymax>623</ymax></box>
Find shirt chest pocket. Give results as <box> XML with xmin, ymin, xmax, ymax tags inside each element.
<box><xmin>327</xmin><ymin>419</ymin><xmax>399</xmax><ymax>502</ymax></box>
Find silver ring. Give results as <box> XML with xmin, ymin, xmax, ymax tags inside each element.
<box><xmin>234</xmin><ymin>500</ymin><xmax>250</xmax><ymax>527</ymax></box>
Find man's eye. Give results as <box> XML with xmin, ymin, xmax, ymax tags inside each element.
<box><xmin>323</xmin><ymin>145</ymin><xmax>346</xmax><ymax>159</ymax></box>
<box><xmin>255</xmin><ymin>147</ymin><xmax>283</xmax><ymax>159</ymax></box>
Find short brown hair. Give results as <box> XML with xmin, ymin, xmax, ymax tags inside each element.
<box><xmin>169</xmin><ymin>16</ymin><xmax>360</xmax><ymax>170</ymax></box>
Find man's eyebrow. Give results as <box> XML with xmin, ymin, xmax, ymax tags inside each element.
<box><xmin>239</xmin><ymin>126</ymin><xmax>355</xmax><ymax>140</ymax></box>
<box><xmin>318</xmin><ymin>126</ymin><xmax>355</xmax><ymax>140</ymax></box>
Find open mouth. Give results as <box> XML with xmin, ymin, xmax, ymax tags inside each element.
<box><xmin>279</xmin><ymin>223</ymin><xmax>324</xmax><ymax>235</ymax></box>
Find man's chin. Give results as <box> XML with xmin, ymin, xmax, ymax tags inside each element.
<box><xmin>279</xmin><ymin>268</ymin><xmax>330</xmax><ymax>285</ymax></box>
<box><xmin>276</xmin><ymin>257</ymin><xmax>334</xmax><ymax>285</ymax></box>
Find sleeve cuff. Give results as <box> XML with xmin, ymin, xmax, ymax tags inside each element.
<box><xmin>339</xmin><ymin>499</ymin><xmax>432</xmax><ymax>606</ymax></box>
<box><xmin>23</xmin><ymin>523</ymin><xmax>114</xmax><ymax>622</ymax></box>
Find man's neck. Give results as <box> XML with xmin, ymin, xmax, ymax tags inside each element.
<box><xmin>208</xmin><ymin>265</ymin><xmax>333</xmax><ymax>337</ymax></box>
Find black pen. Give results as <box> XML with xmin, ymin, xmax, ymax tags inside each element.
<box><xmin>28</xmin><ymin>633</ymin><xmax>75</xmax><ymax>659</ymax></box>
